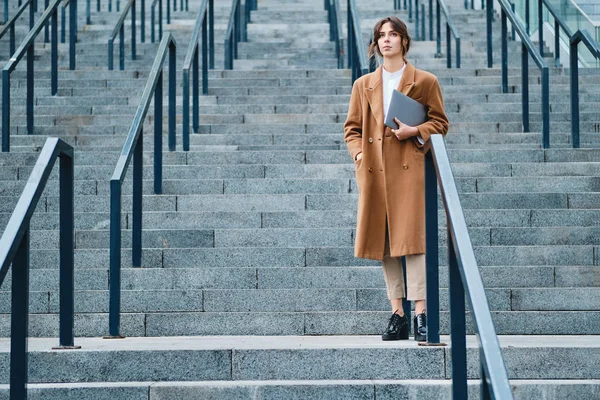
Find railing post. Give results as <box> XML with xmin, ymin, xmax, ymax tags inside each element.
<box><xmin>456</xmin><ymin>37</ymin><xmax>461</xmax><ymax>68</ymax></box>
<box><xmin>420</xmin><ymin>3</ymin><xmax>425</xmax><ymax>41</ymax></box>
<box><xmin>522</xmin><ymin>44</ymin><xmax>530</xmax><ymax>132</ymax></box>
<box><xmin>183</xmin><ymin>68</ymin><xmax>190</xmax><ymax>151</ymax></box>
<box><xmin>202</xmin><ymin>13</ymin><xmax>208</xmax><ymax>95</ymax></box>
<box><xmin>168</xmin><ymin>42</ymin><xmax>176</xmax><ymax>151</ymax></box>
<box><xmin>538</xmin><ymin>0</ymin><xmax>543</xmax><ymax>56</ymax></box>
<box><xmin>570</xmin><ymin>39</ymin><xmax>579</xmax><ymax>148</ymax></box>
<box><xmin>159</xmin><ymin>0</ymin><xmax>163</xmax><ymax>40</ymax></box>
<box><xmin>109</xmin><ymin>38</ymin><xmax>114</xmax><ymax>70</ymax></box>
<box><xmin>554</xmin><ymin>19</ymin><xmax>559</xmax><ymax>67</ymax></box>
<box><xmin>2</xmin><ymin>71</ymin><xmax>9</xmax><ymax>152</ymax></box>
<box><xmin>10</xmin><ymin>22</ymin><xmax>16</xmax><ymax>55</ymax></box>
<box><xmin>97</xmin><ymin>0</ymin><xmax>100</xmax><ymax>12</ymax></box>
<box><xmin>58</xmin><ymin>150</ymin><xmax>76</xmax><ymax>347</ymax></box>
<box><xmin>510</xmin><ymin>2</ymin><xmax>515</xmax><ymax>40</ymax></box>
<box><xmin>194</xmin><ymin>42</ymin><xmax>200</xmax><ymax>133</ymax></box>
<box><xmin>448</xmin><ymin>234</ymin><xmax>468</xmax><ymax>399</ymax></box>
<box><xmin>525</xmin><ymin>0</ymin><xmax>530</xmax><ymax>34</ymax></box>
<box><xmin>347</xmin><ymin>0</ymin><xmax>352</xmax><ymax>69</ymax></box>
<box><xmin>166</xmin><ymin>0</ymin><xmax>170</xmax><ymax>23</ymax></box>
<box><xmin>131</xmin><ymin>0</ymin><xmax>136</xmax><ymax>61</ymax></box>
<box><xmin>3</xmin><ymin>0</ymin><xmax>7</xmax><ymax>23</ymax></box>
<box><xmin>408</xmin><ymin>0</ymin><xmax>412</xmax><ymax>21</ymax></box>
<box><xmin>27</xmin><ymin>44</ymin><xmax>34</xmax><ymax>134</ymax></box>
<box><xmin>424</xmin><ymin>146</ymin><xmax>439</xmax><ymax>344</ymax></box>
<box><xmin>414</xmin><ymin>0</ymin><xmax>419</xmax><ymax>40</ymax></box>
<box><xmin>541</xmin><ymin>66</ymin><xmax>549</xmax><ymax>148</ymax></box>
<box><xmin>428</xmin><ymin>0</ymin><xmax>433</xmax><ymax>40</ymax></box>
<box><xmin>436</xmin><ymin>0</ymin><xmax>441</xmax><ymax>57</ymax></box>
<box><xmin>87</xmin><ymin>0</ymin><xmax>91</xmax><ymax>24</ymax></box>
<box><xmin>501</xmin><ymin>9</ymin><xmax>508</xmax><ymax>93</ymax></box>
<box><xmin>52</xmin><ymin>6</ymin><xmax>58</xmax><ymax>94</ymax></box>
<box><xmin>45</xmin><ymin>0</ymin><xmax>50</xmax><ymax>43</ymax></box>
<box><xmin>70</xmin><ymin>0</ymin><xmax>76</xmax><ymax>70</ymax></box>
<box><xmin>155</xmin><ymin>71</ymin><xmax>164</xmax><ymax>191</ymax></box>
<box><xmin>10</xmin><ymin>230</ymin><xmax>30</xmax><ymax>400</ymax></box>
<box><xmin>108</xmin><ymin>180</ymin><xmax>123</xmax><ymax>338</ymax></box>
<box><xmin>209</xmin><ymin>0</ymin><xmax>214</xmax><ymax>69</ymax></box>
<box><xmin>119</xmin><ymin>24</ymin><xmax>125</xmax><ymax>70</ymax></box>
<box><xmin>29</xmin><ymin>0</ymin><xmax>34</xmax><ymax>28</ymax></box>
<box><xmin>132</xmin><ymin>135</ymin><xmax>143</xmax><ymax>268</ymax></box>
<box><xmin>151</xmin><ymin>2</ymin><xmax>156</xmax><ymax>42</ymax></box>
<box><xmin>61</xmin><ymin>5</ymin><xmax>66</xmax><ymax>43</ymax></box>
<box><xmin>141</xmin><ymin>0</ymin><xmax>145</xmax><ymax>42</ymax></box>
<box><xmin>486</xmin><ymin>0</ymin><xmax>492</xmax><ymax>67</ymax></box>
<box><xmin>446</xmin><ymin>22</ymin><xmax>451</xmax><ymax>68</ymax></box>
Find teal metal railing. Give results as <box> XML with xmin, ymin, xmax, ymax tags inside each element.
<box><xmin>2</xmin><ymin>0</ymin><xmax>75</xmax><ymax>152</ymax></box>
<box><xmin>424</xmin><ymin>135</ymin><xmax>514</xmax><ymax>399</ymax></box>
<box><xmin>108</xmin><ymin>34</ymin><xmax>177</xmax><ymax>338</ymax></box>
<box><xmin>0</xmin><ymin>137</ymin><xmax>79</xmax><ymax>399</ymax></box>
<box><xmin>182</xmin><ymin>0</ymin><xmax>214</xmax><ymax>150</ymax></box>
<box><xmin>570</xmin><ymin>29</ymin><xmax>600</xmax><ymax>147</ymax></box>
<box><xmin>347</xmin><ymin>0</ymin><xmax>370</xmax><ymax>82</ymax></box>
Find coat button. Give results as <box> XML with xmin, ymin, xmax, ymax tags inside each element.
<box><xmin>368</xmin><ymin>167</ymin><xmax>373</xmax><ymax>172</ymax></box>
<box><xmin>403</xmin><ymin>164</ymin><xmax>409</xmax><ymax>170</ymax></box>
<box><xmin>368</xmin><ymin>137</ymin><xmax>373</xmax><ymax>143</ymax></box>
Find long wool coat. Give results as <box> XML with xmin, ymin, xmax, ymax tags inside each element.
<box><xmin>344</xmin><ymin>63</ymin><xmax>449</xmax><ymax>260</ymax></box>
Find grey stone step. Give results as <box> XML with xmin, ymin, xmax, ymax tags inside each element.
<box><xmin>2</xmin><ymin>379</ymin><xmax>598</xmax><ymax>400</ymax></box>
<box><xmin>0</xmin><ymin>336</ymin><xmax>599</xmax><ymax>383</ymax></box>
<box><xmin>0</xmin><ymin>264</ymin><xmax>576</xmax><ymax>292</ymax></box>
<box><xmin>5</xmin><ymin>285</ymin><xmax>593</xmax><ymax>314</ymax></box>
<box><xmin>1</xmin><ymin>309</ymin><xmax>600</xmax><ymax>337</ymax></box>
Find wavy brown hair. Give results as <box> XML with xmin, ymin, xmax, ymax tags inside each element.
<box><xmin>368</xmin><ymin>16</ymin><xmax>411</xmax><ymax>60</ymax></box>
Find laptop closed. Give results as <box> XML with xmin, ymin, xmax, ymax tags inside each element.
<box><xmin>384</xmin><ymin>89</ymin><xmax>427</xmax><ymax>129</ymax></box>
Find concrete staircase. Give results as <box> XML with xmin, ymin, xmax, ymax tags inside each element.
<box><xmin>1</xmin><ymin>0</ymin><xmax>600</xmax><ymax>398</ymax></box>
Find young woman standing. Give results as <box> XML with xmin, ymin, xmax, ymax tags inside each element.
<box><xmin>344</xmin><ymin>16</ymin><xmax>449</xmax><ymax>341</ymax></box>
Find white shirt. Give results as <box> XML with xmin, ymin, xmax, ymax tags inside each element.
<box><xmin>382</xmin><ymin>64</ymin><xmax>405</xmax><ymax>121</ymax></box>
<box><xmin>382</xmin><ymin>64</ymin><xmax>424</xmax><ymax>144</ymax></box>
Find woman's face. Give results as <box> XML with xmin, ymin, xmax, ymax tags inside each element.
<box><xmin>377</xmin><ymin>22</ymin><xmax>403</xmax><ymax>59</ymax></box>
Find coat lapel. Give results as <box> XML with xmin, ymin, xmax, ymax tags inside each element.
<box><xmin>398</xmin><ymin>62</ymin><xmax>416</xmax><ymax>97</ymax></box>
<box><xmin>364</xmin><ymin>66</ymin><xmax>384</xmax><ymax>132</ymax></box>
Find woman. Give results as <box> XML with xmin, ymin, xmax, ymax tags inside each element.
<box><xmin>343</xmin><ymin>16</ymin><xmax>449</xmax><ymax>342</ymax></box>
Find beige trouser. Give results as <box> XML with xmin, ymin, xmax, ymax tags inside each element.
<box><xmin>382</xmin><ymin>233</ymin><xmax>426</xmax><ymax>301</ymax></box>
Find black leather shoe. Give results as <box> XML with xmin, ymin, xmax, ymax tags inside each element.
<box><xmin>414</xmin><ymin>312</ymin><xmax>427</xmax><ymax>342</ymax></box>
<box><xmin>382</xmin><ymin>311</ymin><xmax>409</xmax><ymax>341</ymax></box>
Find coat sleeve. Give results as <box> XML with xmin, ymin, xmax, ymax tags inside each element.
<box><xmin>344</xmin><ymin>80</ymin><xmax>364</xmax><ymax>161</ymax></box>
<box><xmin>414</xmin><ymin>77</ymin><xmax>449</xmax><ymax>148</ymax></box>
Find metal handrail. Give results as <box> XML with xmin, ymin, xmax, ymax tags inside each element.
<box><xmin>539</xmin><ymin>0</ymin><xmax>573</xmax><ymax>67</ymax></box>
<box><xmin>0</xmin><ymin>0</ymin><xmax>34</xmax><ymax>56</ymax></box>
<box><xmin>60</xmin><ymin>0</ymin><xmax>70</xmax><ymax>43</ymax></box>
<box><xmin>0</xmin><ymin>137</ymin><xmax>78</xmax><ymax>399</ymax></box>
<box><xmin>108</xmin><ymin>0</ymin><xmax>136</xmax><ymax>70</ymax></box>
<box><xmin>570</xmin><ymin>29</ymin><xmax>600</xmax><ymax>148</ymax></box>
<box><xmin>414</xmin><ymin>0</ymin><xmax>425</xmax><ymax>40</ymax></box>
<box><xmin>433</xmin><ymin>0</ymin><xmax>461</xmax><ymax>68</ymax></box>
<box><xmin>224</xmin><ymin>0</ymin><xmax>249</xmax><ymax>69</ymax></box>
<box><xmin>182</xmin><ymin>0</ymin><xmax>214</xmax><ymax>151</ymax></box>
<box><xmin>487</xmin><ymin>0</ymin><xmax>550</xmax><ymax>148</ymax></box>
<box><xmin>2</xmin><ymin>0</ymin><xmax>76</xmax><ymax>152</ymax></box>
<box><xmin>325</xmin><ymin>0</ymin><xmax>344</xmax><ymax>69</ymax></box>
<box><xmin>108</xmin><ymin>34</ymin><xmax>177</xmax><ymax>338</ymax></box>
<box><xmin>151</xmin><ymin>0</ymin><xmax>163</xmax><ymax>43</ymax></box>
<box><xmin>347</xmin><ymin>0</ymin><xmax>370</xmax><ymax>82</ymax></box>
<box><xmin>424</xmin><ymin>134</ymin><xmax>513</xmax><ymax>399</ymax></box>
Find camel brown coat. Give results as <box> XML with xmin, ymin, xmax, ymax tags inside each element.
<box><xmin>344</xmin><ymin>63</ymin><xmax>449</xmax><ymax>260</ymax></box>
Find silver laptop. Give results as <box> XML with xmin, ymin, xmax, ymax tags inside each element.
<box><xmin>384</xmin><ymin>89</ymin><xmax>427</xmax><ymax>128</ymax></box>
